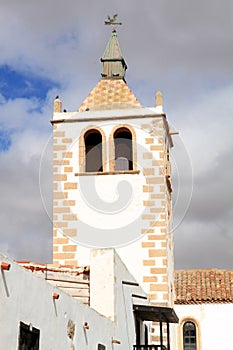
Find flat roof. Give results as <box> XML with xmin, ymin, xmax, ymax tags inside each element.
<box><xmin>133</xmin><ymin>304</ymin><xmax>179</xmax><ymax>323</ymax></box>
<box><xmin>52</xmin><ymin>106</ymin><xmax>165</xmax><ymax>122</ymax></box>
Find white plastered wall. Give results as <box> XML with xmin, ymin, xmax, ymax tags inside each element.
<box><xmin>0</xmin><ymin>253</ymin><xmax>114</xmax><ymax>349</ymax></box>
<box><xmin>53</xmin><ymin>107</ymin><xmax>174</xmax><ymax>300</ymax></box>
<box><xmin>175</xmin><ymin>303</ymin><xmax>233</xmax><ymax>350</ymax></box>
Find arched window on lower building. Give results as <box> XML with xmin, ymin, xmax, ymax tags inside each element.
<box><xmin>84</xmin><ymin>129</ymin><xmax>103</xmax><ymax>172</ymax></box>
<box><xmin>183</xmin><ymin>321</ymin><xmax>197</xmax><ymax>350</ymax></box>
<box><xmin>114</xmin><ymin>127</ymin><xmax>133</xmax><ymax>171</ymax></box>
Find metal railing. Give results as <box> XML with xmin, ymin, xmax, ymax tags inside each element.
<box><xmin>133</xmin><ymin>346</ymin><xmax>167</xmax><ymax>350</ymax></box>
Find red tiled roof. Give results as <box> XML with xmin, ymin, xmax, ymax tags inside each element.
<box><xmin>175</xmin><ymin>269</ymin><xmax>233</xmax><ymax>304</ymax></box>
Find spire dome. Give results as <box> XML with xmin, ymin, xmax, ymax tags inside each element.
<box><xmin>101</xmin><ymin>29</ymin><xmax>127</xmax><ymax>80</ymax></box>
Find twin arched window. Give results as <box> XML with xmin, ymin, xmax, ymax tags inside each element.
<box><xmin>114</xmin><ymin>127</ymin><xmax>133</xmax><ymax>171</ymax></box>
<box><xmin>83</xmin><ymin>126</ymin><xmax>133</xmax><ymax>173</ymax></box>
<box><xmin>84</xmin><ymin>129</ymin><xmax>103</xmax><ymax>172</ymax></box>
<box><xmin>183</xmin><ymin>321</ymin><xmax>197</xmax><ymax>350</ymax></box>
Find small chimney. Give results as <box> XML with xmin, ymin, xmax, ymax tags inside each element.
<box><xmin>155</xmin><ymin>91</ymin><xmax>163</xmax><ymax>107</ymax></box>
<box><xmin>53</xmin><ymin>96</ymin><xmax>62</xmax><ymax>113</ymax></box>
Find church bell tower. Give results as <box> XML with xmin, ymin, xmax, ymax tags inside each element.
<box><xmin>51</xmin><ymin>21</ymin><xmax>175</xmax><ymax>316</ymax></box>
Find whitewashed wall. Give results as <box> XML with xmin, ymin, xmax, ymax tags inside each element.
<box><xmin>90</xmin><ymin>248</ymin><xmax>149</xmax><ymax>349</ymax></box>
<box><xmin>0</xmin><ymin>252</ymin><xmax>116</xmax><ymax>349</ymax></box>
<box><xmin>0</xmin><ymin>249</ymin><xmax>152</xmax><ymax>350</ymax></box>
<box><xmin>175</xmin><ymin>303</ymin><xmax>233</xmax><ymax>350</ymax></box>
<box><xmin>52</xmin><ymin>107</ymin><xmax>173</xmax><ymax>299</ymax></box>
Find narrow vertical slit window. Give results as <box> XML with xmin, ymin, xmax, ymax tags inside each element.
<box><xmin>183</xmin><ymin>321</ymin><xmax>197</xmax><ymax>350</ymax></box>
<box><xmin>114</xmin><ymin>127</ymin><xmax>133</xmax><ymax>171</ymax></box>
<box><xmin>84</xmin><ymin>129</ymin><xmax>103</xmax><ymax>172</ymax></box>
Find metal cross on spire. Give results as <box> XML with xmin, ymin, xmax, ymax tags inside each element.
<box><xmin>104</xmin><ymin>14</ymin><xmax>122</xmax><ymax>32</ymax></box>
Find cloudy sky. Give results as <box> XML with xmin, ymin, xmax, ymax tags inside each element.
<box><xmin>0</xmin><ymin>0</ymin><xmax>232</xmax><ymax>269</ymax></box>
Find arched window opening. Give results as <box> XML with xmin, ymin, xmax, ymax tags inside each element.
<box><xmin>114</xmin><ymin>128</ymin><xmax>133</xmax><ymax>171</ymax></box>
<box><xmin>84</xmin><ymin>129</ymin><xmax>103</xmax><ymax>172</ymax></box>
<box><xmin>183</xmin><ymin>322</ymin><xmax>197</xmax><ymax>350</ymax></box>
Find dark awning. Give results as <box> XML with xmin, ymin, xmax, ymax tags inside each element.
<box><xmin>133</xmin><ymin>304</ymin><xmax>179</xmax><ymax>323</ymax></box>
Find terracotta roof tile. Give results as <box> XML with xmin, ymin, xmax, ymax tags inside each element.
<box><xmin>175</xmin><ymin>269</ymin><xmax>233</xmax><ymax>304</ymax></box>
<box><xmin>78</xmin><ymin>78</ymin><xmax>142</xmax><ymax>112</ymax></box>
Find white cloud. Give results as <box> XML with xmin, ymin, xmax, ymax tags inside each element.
<box><xmin>172</xmin><ymin>84</ymin><xmax>233</xmax><ymax>175</ymax></box>
<box><xmin>172</xmin><ymin>84</ymin><xmax>233</xmax><ymax>268</ymax></box>
<box><xmin>0</xmin><ymin>0</ymin><xmax>232</xmax><ymax>268</ymax></box>
<box><xmin>0</xmin><ymin>95</ymin><xmax>53</xmax><ymax>261</ymax></box>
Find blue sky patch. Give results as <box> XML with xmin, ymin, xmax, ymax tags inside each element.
<box><xmin>0</xmin><ymin>129</ymin><xmax>12</xmax><ymax>152</ymax></box>
<box><xmin>0</xmin><ymin>65</ymin><xmax>59</xmax><ymax>101</ymax></box>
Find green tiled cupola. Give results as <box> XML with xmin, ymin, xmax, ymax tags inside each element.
<box><xmin>101</xmin><ymin>29</ymin><xmax>127</xmax><ymax>80</ymax></box>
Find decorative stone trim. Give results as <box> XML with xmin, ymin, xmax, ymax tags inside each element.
<box><xmin>177</xmin><ymin>318</ymin><xmax>202</xmax><ymax>350</ymax></box>
<box><xmin>75</xmin><ymin>170</ymin><xmax>140</xmax><ymax>176</ymax></box>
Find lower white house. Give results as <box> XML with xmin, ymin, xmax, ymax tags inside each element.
<box><xmin>2</xmin><ymin>250</ymin><xmax>233</xmax><ymax>350</ymax></box>
<box><xmin>0</xmin><ymin>249</ymin><xmax>178</xmax><ymax>350</ymax></box>
<box><xmin>174</xmin><ymin>269</ymin><xmax>233</xmax><ymax>350</ymax></box>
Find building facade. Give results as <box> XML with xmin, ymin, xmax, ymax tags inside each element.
<box><xmin>2</xmin><ymin>21</ymin><xmax>233</xmax><ymax>350</ymax></box>
<box><xmin>0</xmin><ymin>250</ymin><xmax>148</xmax><ymax>349</ymax></box>
<box><xmin>174</xmin><ymin>269</ymin><xmax>233</xmax><ymax>350</ymax></box>
<box><xmin>0</xmin><ymin>24</ymin><xmax>180</xmax><ymax>350</ymax></box>
<box><xmin>52</xmin><ymin>26</ymin><xmax>176</xmax><ymax>319</ymax></box>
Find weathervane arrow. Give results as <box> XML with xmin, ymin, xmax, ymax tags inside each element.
<box><xmin>104</xmin><ymin>14</ymin><xmax>122</xmax><ymax>31</ymax></box>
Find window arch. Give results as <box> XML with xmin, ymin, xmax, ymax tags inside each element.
<box><xmin>84</xmin><ymin>129</ymin><xmax>103</xmax><ymax>172</ymax></box>
<box><xmin>113</xmin><ymin>127</ymin><xmax>133</xmax><ymax>171</ymax></box>
<box><xmin>183</xmin><ymin>321</ymin><xmax>197</xmax><ymax>350</ymax></box>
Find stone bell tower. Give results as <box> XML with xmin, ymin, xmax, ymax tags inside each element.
<box><xmin>51</xmin><ymin>23</ymin><xmax>175</xmax><ymax>313</ymax></box>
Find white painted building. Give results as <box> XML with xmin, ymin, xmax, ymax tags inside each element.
<box><xmin>50</xmin><ymin>25</ymin><xmax>179</xmax><ymax>347</ymax></box>
<box><xmin>51</xmin><ymin>25</ymin><xmax>233</xmax><ymax>350</ymax></box>
<box><xmin>174</xmin><ymin>269</ymin><xmax>233</xmax><ymax>350</ymax></box>
<box><xmin>0</xmin><ymin>249</ymin><xmax>145</xmax><ymax>349</ymax></box>
<box><xmin>52</xmin><ymin>24</ymin><xmax>175</xmax><ymax>316</ymax></box>
<box><xmin>1</xmin><ymin>24</ymin><xmax>179</xmax><ymax>350</ymax></box>
<box><xmin>0</xmin><ymin>248</ymin><xmax>178</xmax><ymax>349</ymax></box>
<box><xmin>0</xmin><ymin>251</ymin><xmax>113</xmax><ymax>349</ymax></box>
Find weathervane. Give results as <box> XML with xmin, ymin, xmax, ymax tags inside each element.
<box><xmin>104</xmin><ymin>14</ymin><xmax>122</xmax><ymax>32</ymax></box>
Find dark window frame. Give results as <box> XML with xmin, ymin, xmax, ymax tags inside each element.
<box><xmin>18</xmin><ymin>321</ymin><xmax>40</xmax><ymax>350</ymax></box>
<box><xmin>113</xmin><ymin>127</ymin><xmax>133</xmax><ymax>171</ymax></box>
<box><xmin>183</xmin><ymin>321</ymin><xmax>197</xmax><ymax>350</ymax></box>
<box><xmin>84</xmin><ymin>129</ymin><xmax>103</xmax><ymax>172</ymax></box>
